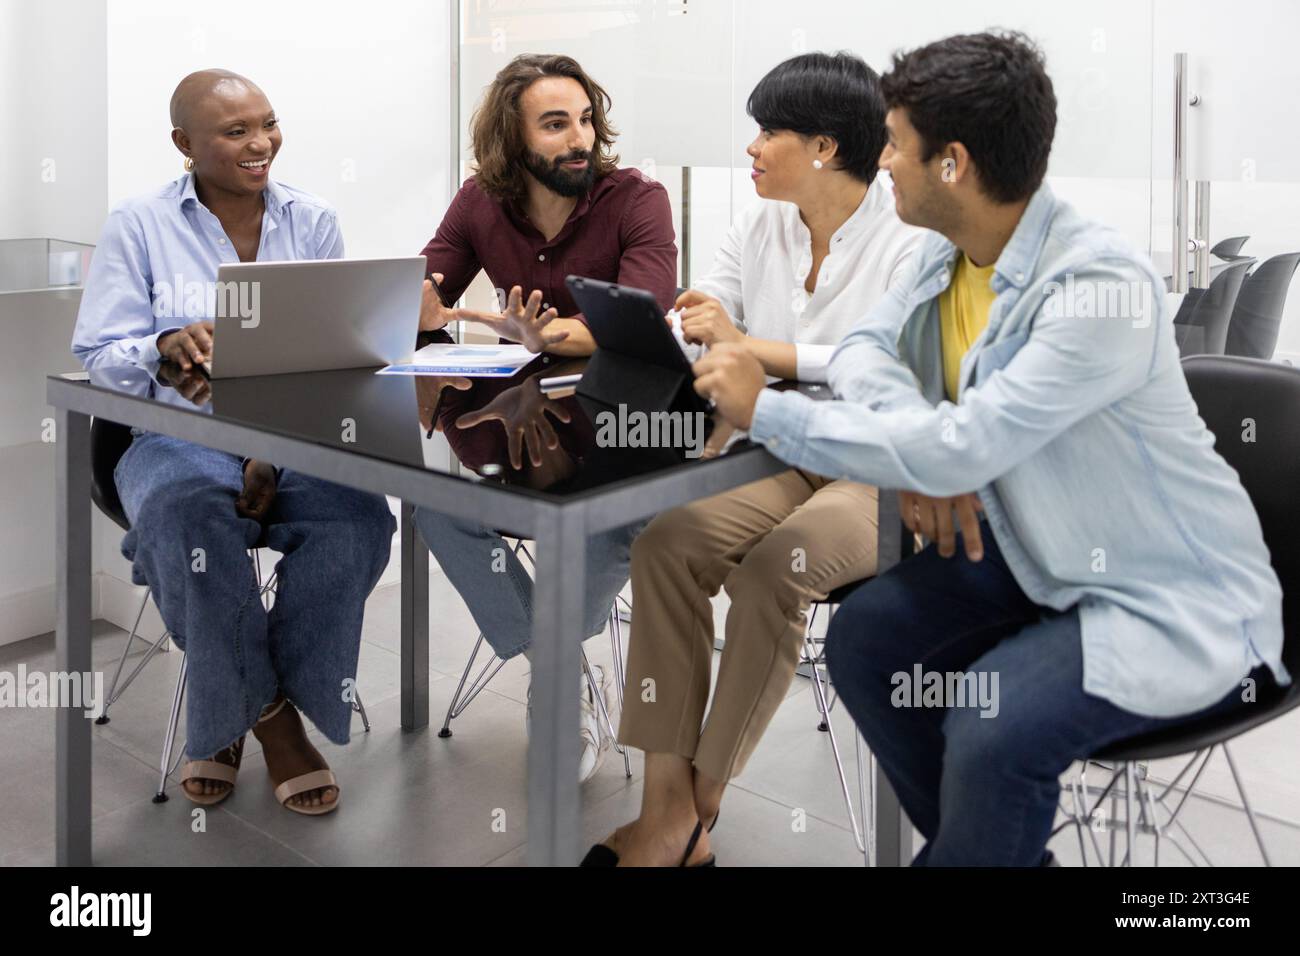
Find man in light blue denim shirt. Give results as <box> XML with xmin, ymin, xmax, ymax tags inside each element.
<box><xmin>73</xmin><ymin>70</ymin><xmax>394</xmax><ymax>816</ymax></box>
<box><xmin>694</xmin><ymin>32</ymin><xmax>1288</xmax><ymax>866</ymax></box>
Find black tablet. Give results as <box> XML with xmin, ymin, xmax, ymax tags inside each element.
<box><xmin>565</xmin><ymin>275</ymin><xmax>692</xmax><ymax>375</ymax></box>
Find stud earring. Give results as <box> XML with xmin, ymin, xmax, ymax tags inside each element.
<box><xmin>184</xmin><ymin>156</ymin><xmax>195</xmax><ymax>172</ymax></box>
<box><xmin>812</xmin><ymin>159</ymin><xmax>823</xmax><ymax>170</ymax></box>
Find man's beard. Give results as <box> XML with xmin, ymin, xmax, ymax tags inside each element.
<box><xmin>523</xmin><ymin>148</ymin><xmax>597</xmax><ymax>198</ymax></box>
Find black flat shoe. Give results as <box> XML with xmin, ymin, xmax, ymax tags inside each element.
<box><xmin>580</xmin><ymin>843</ymin><xmax>619</xmax><ymax>867</ymax></box>
<box><xmin>580</xmin><ymin>809</ymin><xmax>721</xmax><ymax>868</ymax></box>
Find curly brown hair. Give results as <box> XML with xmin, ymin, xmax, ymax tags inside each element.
<box><xmin>469</xmin><ymin>54</ymin><xmax>620</xmax><ymax>202</ymax></box>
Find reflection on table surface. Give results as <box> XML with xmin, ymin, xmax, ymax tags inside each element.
<box><xmin>71</xmin><ymin>356</ymin><xmax>755</xmax><ymax>501</ymax></box>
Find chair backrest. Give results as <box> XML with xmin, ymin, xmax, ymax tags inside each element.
<box><xmin>1211</xmin><ymin>235</ymin><xmax>1250</xmax><ymax>259</ymax></box>
<box><xmin>1175</xmin><ymin>260</ymin><xmax>1252</xmax><ymax>357</ymax></box>
<box><xmin>1225</xmin><ymin>252</ymin><xmax>1300</xmax><ymax>360</ymax></box>
<box><xmin>1182</xmin><ymin>356</ymin><xmax>1300</xmax><ymax>671</ymax></box>
<box><xmin>90</xmin><ymin>418</ymin><xmax>136</xmax><ymax>531</ymax></box>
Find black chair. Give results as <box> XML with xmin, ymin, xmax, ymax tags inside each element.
<box><xmin>89</xmin><ymin>419</ymin><xmax>370</xmax><ymax>801</ymax></box>
<box><xmin>1173</xmin><ymin>259</ymin><xmax>1252</xmax><ymax>356</ymax></box>
<box><xmin>1210</xmin><ymin>235</ymin><xmax>1250</xmax><ymax>260</ymax></box>
<box><xmin>1060</xmin><ymin>355</ymin><xmax>1300</xmax><ymax>866</ymax></box>
<box><xmin>1225</xmin><ymin>252</ymin><xmax>1300</xmax><ymax>361</ymax></box>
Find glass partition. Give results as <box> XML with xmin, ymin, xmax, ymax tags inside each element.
<box><xmin>0</xmin><ymin>238</ymin><xmax>95</xmax><ymax>295</ymax></box>
<box><xmin>451</xmin><ymin>1</ymin><xmax>1300</xmax><ymax>355</ymax></box>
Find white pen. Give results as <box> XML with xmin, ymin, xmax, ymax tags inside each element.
<box><xmin>538</xmin><ymin>373</ymin><xmax>582</xmax><ymax>390</ymax></box>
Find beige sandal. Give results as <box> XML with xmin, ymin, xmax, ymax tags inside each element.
<box><xmin>258</xmin><ymin>696</ymin><xmax>341</xmax><ymax>816</ymax></box>
<box><xmin>274</xmin><ymin>769</ymin><xmax>340</xmax><ymax>816</ymax></box>
<box><xmin>179</xmin><ymin>736</ymin><xmax>245</xmax><ymax>806</ymax></box>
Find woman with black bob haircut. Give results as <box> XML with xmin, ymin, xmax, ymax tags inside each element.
<box><xmin>584</xmin><ymin>52</ymin><xmax>924</xmax><ymax>866</ymax></box>
<box><xmin>746</xmin><ymin>50</ymin><xmax>887</xmax><ymax>183</ymax></box>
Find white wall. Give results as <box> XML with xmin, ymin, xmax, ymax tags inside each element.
<box><xmin>0</xmin><ymin>0</ymin><xmax>108</xmax><ymax>243</ymax></box>
<box><xmin>105</xmin><ymin>0</ymin><xmax>453</xmax><ymax>259</ymax></box>
<box><xmin>456</xmin><ymin>0</ymin><xmax>1300</xmax><ymax>358</ymax></box>
<box><xmin>0</xmin><ymin>0</ymin><xmax>456</xmax><ymax>645</ymax></box>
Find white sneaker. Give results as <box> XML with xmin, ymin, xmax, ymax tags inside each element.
<box><xmin>525</xmin><ymin>666</ymin><xmax>612</xmax><ymax>784</ymax></box>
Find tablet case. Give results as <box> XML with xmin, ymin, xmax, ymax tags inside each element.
<box><xmin>565</xmin><ymin>275</ymin><xmax>712</xmax><ymax>429</ymax></box>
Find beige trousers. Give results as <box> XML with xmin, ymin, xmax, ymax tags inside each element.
<box><xmin>617</xmin><ymin>469</ymin><xmax>879</xmax><ymax>782</ymax></box>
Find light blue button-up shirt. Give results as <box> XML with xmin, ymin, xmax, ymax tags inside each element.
<box><xmin>750</xmin><ymin>182</ymin><xmax>1289</xmax><ymax>718</ymax></box>
<box><xmin>73</xmin><ymin>173</ymin><xmax>343</xmax><ymax>369</ymax></box>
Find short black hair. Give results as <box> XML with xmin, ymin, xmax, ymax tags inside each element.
<box><xmin>746</xmin><ymin>51</ymin><xmax>886</xmax><ymax>184</ymax></box>
<box><xmin>881</xmin><ymin>31</ymin><xmax>1057</xmax><ymax>203</ymax></box>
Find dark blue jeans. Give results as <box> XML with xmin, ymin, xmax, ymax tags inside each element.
<box><xmin>115</xmin><ymin>433</ymin><xmax>396</xmax><ymax>758</ymax></box>
<box><xmin>825</xmin><ymin>525</ymin><xmax>1260</xmax><ymax>866</ymax></box>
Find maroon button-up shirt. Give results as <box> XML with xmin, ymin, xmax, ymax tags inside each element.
<box><xmin>419</xmin><ymin>167</ymin><xmax>679</xmax><ymax>322</ymax></box>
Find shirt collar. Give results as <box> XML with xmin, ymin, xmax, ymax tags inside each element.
<box><xmin>989</xmin><ymin>181</ymin><xmax>1057</xmax><ymax>289</ymax></box>
<box><xmin>177</xmin><ymin>171</ymin><xmax>293</xmax><ymax>220</ymax></box>
<box><xmin>785</xmin><ymin>177</ymin><xmax>887</xmax><ymax>250</ymax></box>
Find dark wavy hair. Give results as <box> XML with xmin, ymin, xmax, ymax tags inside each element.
<box><xmin>469</xmin><ymin>54</ymin><xmax>620</xmax><ymax>201</ymax></box>
<box><xmin>746</xmin><ymin>51</ymin><xmax>887</xmax><ymax>184</ymax></box>
<box><xmin>881</xmin><ymin>31</ymin><xmax>1056</xmax><ymax>203</ymax></box>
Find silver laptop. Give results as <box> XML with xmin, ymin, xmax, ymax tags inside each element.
<box><xmin>208</xmin><ymin>256</ymin><xmax>425</xmax><ymax>378</ymax></box>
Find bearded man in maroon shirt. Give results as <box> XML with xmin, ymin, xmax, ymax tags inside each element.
<box><xmin>412</xmin><ymin>54</ymin><xmax>678</xmax><ymax>782</ymax></box>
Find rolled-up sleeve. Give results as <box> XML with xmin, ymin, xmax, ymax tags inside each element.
<box><xmin>72</xmin><ymin>207</ymin><xmax>174</xmax><ymax>370</ymax></box>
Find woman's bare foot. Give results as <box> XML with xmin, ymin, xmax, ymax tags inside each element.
<box><xmin>617</xmin><ymin>813</ymin><xmax>712</xmax><ymax>867</ymax></box>
<box><xmin>594</xmin><ymin>820</ymin><xmax>637</xmax><ymax>856</ymax></box>
<box><xmin>181</xmin><ymin>736</ymin><xmax>244</xmax><ymax>800</ymax></box>
<box><xmin>251</xmin><ymin>696</ymin><xmax>338</xmax><ymax>811</ymax></box>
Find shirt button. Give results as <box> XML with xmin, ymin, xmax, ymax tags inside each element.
<box><xmin>1016</xmin><ymin>272</ymin><xmax>1025</xmax><ymax>282</ymax></box>
<box><xmin>538</xmin><ymin>253</ymin><xmax>546</xmax><ymax>262</ymax></box>
<box><xmin>218</xmin><ymin>238</ymin><xmax>227</xmax><ymax>245</ymax></box>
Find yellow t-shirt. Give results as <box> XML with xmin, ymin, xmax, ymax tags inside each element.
<box><xmin>938</xmin><ymin>254</ymin><xmax>998</xmax><ymax>402</ymax></box>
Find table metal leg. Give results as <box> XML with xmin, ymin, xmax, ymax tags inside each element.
<box><xmin>55</xmin><ymin>408</ymin><xmax>92</xmax><ymax>866</ymax></box>
<box><xmin>526</xmin><ymin>505</ymin><xmax>586</xmax><ymax>866</ymax></box>
<box><xmin>870</xmin><ymin>494</ymin><xmax>912</xmax><ymax>866</ymax></box>
<box><xmin>874</xmin><ymin>772</ymin><xmax>911</xmax><ymax>866</ymax></box>
<box><xmin>400</xmin><ymin>501</ymin><xmax>429</xmax><ymax>731</ymax></box>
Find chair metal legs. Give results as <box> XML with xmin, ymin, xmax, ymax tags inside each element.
<box><xmin>96</xmin><ymin>587</ymin><xmax>172</xmax><ymax>725</ymax></box>
<box><xmin>153</xmin><ymin>653</ymin><xmax>187</xmax><ymax>803</ymax></box>
<box><xmin>1222</xmin><ymin>742</ymin><xmax>1272</xmax><ymax>866</ymax></box>
<box><xmin>437</xmin><ymin>540</ymin><xmax>633</xmax><ymax>778</ymax></box>
<box><xmin>438</xmin><ymin>634</ymin><xmax>509</xmax><ymax>736</ymax></box>
<box><xmin>1057</xmin><ymin>743</ymin><xmax>1273</xmax><ymax>866</ymax></box>
<box><xmin>801</xmin><ymin>601</ymin><xmax>868</xmax><ymax>855</ymax></box>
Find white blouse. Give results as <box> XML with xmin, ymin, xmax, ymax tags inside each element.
<box><xmin>693</xmin><ymin>174</ymin><xmax>924</xmax><ymax>382</ymax></box>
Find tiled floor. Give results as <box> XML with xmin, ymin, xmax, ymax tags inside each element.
<box><xmin>1</xmin><ymin>569</ymin><xmax>1296</xmax><ymax>866</ymax></box>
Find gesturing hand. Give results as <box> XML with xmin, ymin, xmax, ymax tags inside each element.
<box><xmin>458</xmin><ymin>286</ymin><xmax>569</xmax><ymax>353</ymax></box>
<box><xmin>899</xmin><ymin>490</ymin><xmax>984</xmax><ymax>561</ymax></box>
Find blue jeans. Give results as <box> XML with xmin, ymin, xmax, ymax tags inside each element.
<box><xmin>115</xmin><ymin>433</ymin><xmax>396</xmax><ymax>758</ymax></box>
<box><xmin>825</xmin><ymin>524</ymin><xmax>1263</xmax><ymax>866</ymax></box>
<box><xmin>413</xmin><ymin>508</ymin><xmax>644</xmax><ymax>660</ymax></box>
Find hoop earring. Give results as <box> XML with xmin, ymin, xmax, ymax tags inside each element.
<box><xmin>812</xmin><ymin>159</ymin><xmax>823</xmax><ymax>170</ymax></box>
<box><xmin>184</xmin><ymin>157</ymin><xmax>195</xmax><ymax>172</ymax></box>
